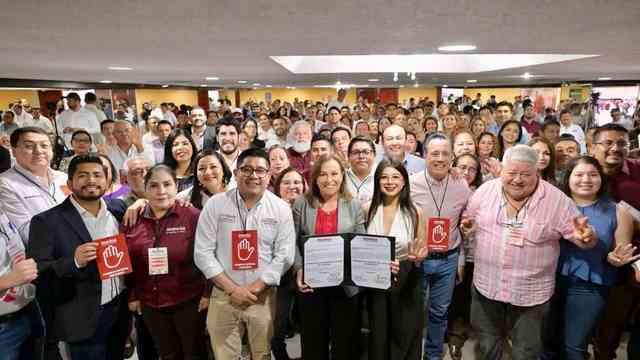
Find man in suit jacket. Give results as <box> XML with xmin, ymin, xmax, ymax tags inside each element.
<box><xmin>27</xmin><ymin>154</ymin><xmax>129</xmax><ymax>360</ymax></box>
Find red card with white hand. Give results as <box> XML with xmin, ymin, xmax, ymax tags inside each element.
<box><xmin>427</xmin><ymin>217</ymin><xmax>450</xmax><ymax>252</ymax></box>
<box><xmin>94</xmin><ymin>234</ymin><xmax>132</xmax><ymax>280</ymax></box>
<box><xmin>231</xmin><ymin>230</ymin><xmax>258</xmax><ymax>270</ymax></box>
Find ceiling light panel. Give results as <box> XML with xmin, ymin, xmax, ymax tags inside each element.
<box><xmin>271</xmin><ymin>54</ymin><xmax>598</xmax><ymax>74</ymax></box>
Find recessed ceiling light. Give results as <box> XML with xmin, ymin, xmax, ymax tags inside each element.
<box><xmin>237</xmin><ymin>80</ymin><xmax>248</xmax><ymax>84</ymax></box>
<box><xmin>108</xmin><ymin>66</ymin><xmax>133</xmax><ymax>71</ymax></box>
<box><xmin>442</xmin><ymin>84</ymin><xmax>448</xmax><ymax>88</ymax></box>
<box><xmin>200</xmin><ymin>84</ymin><xmax>208</xmax><ymax>87</ymax></box>
<box><xmin>99</xmin><ymin>80</ymin><xmax>112</xmax><ymax>84</ymax></box>
<box><xmin>206</xmin><ymin>77</ymin><xmax>219</xmax><ymax>81</ymax></box>
<box><xmin>438</xmin><ymin>45</ymin><xmax>477</xmax><ymax>52</ymax></box>
<box><xmin>266</xmin><ymin>85</ymin><xmax>272</xmax><ymax>88</ymax></box>
<box><xmin>399</xmin><ymin>85</ymin><xmax>405</xmax><ymax>88</ymax></box>
<box><xmin>466</xmin><ymin>79</ymin><xmax>478</xmax><ymax>83</ymax></box>
<box><xmin>161</xmin><ymin>84</ymin><xmax>169</xmax><ymax>88</ymax></box>
<box><xmin>368</xmin><ymin>79</ymin><xmax>379</xmax><ymax>82</ymax></box>
<box><xmin>598</xmin><ymin>77</ymin><xmax>612</xmax><ymax>80</ymax></box>
<box><xmin>252</xmin><ymin>83</ymin><xmax>261</xmax><ymax>86</ymax></box>
<box><xmin>521</xmin><ymin>72</ymin><xmax>533</xmax><ymax>79</ymax></box>
<box><xmin>413</xmin><ymin>83</ymin><xmax>419</xmax><ymax>88</ymax></box>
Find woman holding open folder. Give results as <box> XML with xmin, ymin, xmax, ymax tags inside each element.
<box><xmin>363</xmin><ymin>158</ymin><xmax>428</xmax><ymax>360</ymax></box>
<box><xmin>292</xmin><ymin>154</ymin><xmax>365</xmax><ymax>360</ymax></box>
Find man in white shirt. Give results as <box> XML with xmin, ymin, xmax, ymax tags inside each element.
<box><xmin>0</xmin><ymin>127</ymin><xmax>68</xmax><ymax>241</ymax></box>
<box><xmin>265</xmin><ymin>117</ymin><xmax>289</xmax><ymax>149</ymax></box>
<box><xmin>83</xmin><ymin>92</ymin><xmax>107</xmax><ymax>124</ymax></box>
<box><xmin>161</xmin><ymin>103</ymin><xmax>177</xmax><ymax>126</ymax></box>
<box><xmin>345</xmin><ymin>136</ymin><xmax>376</xmax><ymax>203</ymax></box>
<box><xmin>151</xmin><ymin>120</ymin><xmax>172</xmax><ymax>165</ymax></box>
<box><xmin>0</xmin><ymin>208</ymin><xmax>39</xmax><ymax>359</ymax></box>
<box><xmin>56</xmin><ymin>92</ymin><xmax>101</xmax><ymax>148</ymax></box>
<box><xmin>559</xmin><ymin>109</ymin><xmax>587</xmax><ymax>153</ymax></box>
<box><xmin>327</xmin><ymin>88</ymin><xmax>348</xmax><ymax>110</ymax></box>
<box><xmin>194</xmin><ymin>148</ymin><xmax>295</xmax><ymax>360</ymax></box>
<box><xmin>12</xmin><ymin>104</ymin><xmax>33</xmax><ymax>127</ymax></box>
<box><xmin>22</xmin><ymin>108</ymin><xmax>54</xmax><ymax>135</ymax></box>
<box><xmin>27</xmin><ymin>154</ymin><xmax>128</xmax><ymax>359</ymax></box>
<box><xmin>610</xmin><ymin>108</ymin><xmax>633</xmax><ymax>131</ymax></box>
<box><xmin>106</xmin><ymin>120</ymin><xmax>153</xmax><ymax>172</ymax></box>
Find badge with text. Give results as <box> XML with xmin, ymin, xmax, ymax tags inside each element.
<box><xmin>94</xmin><ymin>234</ymin><xmax>132</xmax><ymax>280</ymax></box>
<box><xmin>148</xmin><ymin>247</ymin><xmax>169</xmax><ymax>275</ymax></box>
<box><xmin>507</xmin><ymin>225</ymin><xmax>525</xmax><ymax>247</ymax></box>
<box><xmin>231</xmin><ymin>230</ymin><xmax>258</xmax><ymax>270</ymax></box>
<box><xmin>427</xmin><ymin>217</ymin><xmax>450</xmax><ymax>252</ymax></box>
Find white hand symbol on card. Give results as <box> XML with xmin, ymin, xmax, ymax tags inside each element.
<box><xmin>237</xmin><ymin>239</ymin><xmax>255</xmax><ymax>261</ymax></box>
<box><xmin>432</xmin><ymin>224</ymin><xmax>445</xmax><ymax>243</ymax></box>
<box><xmin>103</xmin><ymin>245</ymin><xmax>124</xmax><ymax>269</ymax></box>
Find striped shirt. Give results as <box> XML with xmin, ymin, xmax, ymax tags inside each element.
<box><xmin>464</xmin><ymin>178</ymin><xmax>581</xmax><ymax>306</ymax></box>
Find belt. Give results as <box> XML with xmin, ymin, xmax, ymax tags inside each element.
<box><xmin>0</xmin><ymin>302</ymin><xmax>31</xmax><ymax>324</ymax></box>
<box><xmin>425</xmin><ymin>246</ymin><xmax>459</xmax><ymax>260</ymax></box>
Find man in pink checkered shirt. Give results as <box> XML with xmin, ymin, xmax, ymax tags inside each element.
<box><xmin>461</xmin><ymin>145</ymin><xmax>597</xmax><ymax>360</ymax></box>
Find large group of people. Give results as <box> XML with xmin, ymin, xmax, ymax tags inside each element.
<box><xmin>1</xmin><ymin>89</ymin><xmax>640</xmax><ymax>360</ymax></box>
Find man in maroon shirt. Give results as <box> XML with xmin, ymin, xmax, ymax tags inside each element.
<box><xmin>590</xmin><ymin>123</ymin><xmax>640</xmax><ymax>360</ymax></box>
<box><xmin>520</xmin><ymin>100</ymin><xmax>542</xmax><ymax>137</ymax></box>
<box><xmin>286</xmin><ymin>120</ymin><xmax>312</xmax><ymax>175</ymax></box>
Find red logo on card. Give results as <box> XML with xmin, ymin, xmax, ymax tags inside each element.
<box><xmin>427</xmin><ymin>217</ymin><xmax>450</xmax><ymax>252</ymax></box>
<box><xmin>94</xmin><ymin>234</ymin><xmax>133</xmax><ymax>280</ymax></box>
<box><xmin>231</xmin><ymin>230</ymin><xmax>258</xmax><ymax>270</ymax></box>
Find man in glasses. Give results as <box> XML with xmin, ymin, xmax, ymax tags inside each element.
<box><xmin>461</xmin><ymin>145</ymin><xmax>597</xmax><ymax>359</ymax></box>
<box><xmin>195</xmin><ymin>147</ymin><xmax>295</xmax><ymax>360</ymax></box>
<box><xmin>590</xmin><ymin>123</ymin><xmax>640</xmax><ymax>360</ymax></box>
<box><xmin>345</xmin><ymin>136</ymin><xmax>376</xmax><ymax>203</ymax></box>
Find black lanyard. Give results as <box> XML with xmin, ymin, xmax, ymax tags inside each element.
<box><xmin>425</xmin><ymin>173</ymin><xmax>449</xmax><ymax>217</ymax></box>
<box><xmin>14</xmin><ymin>168</ymin><xmax>58</xmax><ymax>203</ymax></box>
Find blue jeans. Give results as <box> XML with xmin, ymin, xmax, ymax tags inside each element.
<box><xmin>421</xmin><ymin>250</ymin><xmax>459</xmax><ymax>360</ymax></box>
<box><xmin>541</xmin><ymin>275</ymin><xmax>608</xmax><ymax>360</ymax></box>
<box><xmin>0</xmin><ymin>306</ymin><xmax>32</xmax><ymax>360</ymax></box>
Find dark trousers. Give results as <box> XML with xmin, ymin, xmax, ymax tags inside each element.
<box><xmin>67</xmin><ymin>295</ymin><xmax>130</xmax><ymax>360</ymax></box>
<box><xmin>368</xmin><ymin>261</ymin><xmax>423</xmax><ymax>360</ymax></box>
<box><xmin>593</xmin><ymin>279</ymin><xmax>640</xmax><ymax>360</ymax></box>
<box><xmin>141</xmin><ymin>297</ymin><xmax>207</xmax><ymax>360</ymax></box>
<box><xmin>470</xmin><ymin>286</ymin><xmax>549</xmax><ymax>360</ymax></box>
<box><xmin>134</xmin><ymin>313</ymin><xmax>158</xmax><ymax>360</ymax></box>
<box><xmin>298</xmin><ymin>288</ymin><xmax>361</xmax><ymax>360</ymax></box>
<box><xmin>271</xmin><ymin>269</ymin><xmax>296</xmax><ymax>355</ymax></box>
<box><xmin>447</xmin><ymin>262</ymin><xmax>475</xmax><ymax>349</ymax></box>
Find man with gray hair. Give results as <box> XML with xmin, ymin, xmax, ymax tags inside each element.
<box><xmin>106</xmin><ymin>120</ymin><xmax>153</xmax><ymax>172</ymax></box>
<box><xmin>286</xmin><ymin>120</ymin><xmax>312</xmax><ymax>174</ymax></box>
<box><xmin>460</xmin><ymin>144</ymin><xmax>598</xmax><ymax>359</ymax></box>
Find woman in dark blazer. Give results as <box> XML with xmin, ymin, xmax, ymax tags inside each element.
<box><xmin>292</xmin><ymin>154</ymin><xmax>365</xmax><ymax>360</ymax></box>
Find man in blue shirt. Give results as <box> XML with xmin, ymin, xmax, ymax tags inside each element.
<box><xmin>376</xmin><ymin>124</ymin><xmax>425</xmax><ymax>175</ymax></box>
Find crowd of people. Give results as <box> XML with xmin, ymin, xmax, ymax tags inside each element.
<box><xmin>1</xmin><ymin>88</ymin><xmax>640</xmax><ymax>360</ymax></box>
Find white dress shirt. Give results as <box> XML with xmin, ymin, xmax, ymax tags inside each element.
<box><xmin>194</xmin><ymin>189</ymin><xmax>295</xmax><ymax>286</ymax></box>
<box><xmin>22</xmin><ymin>116</ymin><xmax>54</xmax><ymax>133</ymax></box>
<box><xmin>13</xmin><ymin>112</ymin><xmax>33</xmax><ymax>127</ymax></box>
<box><xmin>0</xmin><ymin>164</ymin><xmax>68</xmax><ymax>241</ymax></box>
<box><xmin>69</xmin><ymin>196</ymin><xmax>124</xmax><ymax>305</ymax></box>
<box><xmin>345</xmin><ymin>167</ymin><xmax>376</xmax><ymax>204</ymax></box>
<box><xmin>107</xmin><ymin>144</ymin><xmax>154</xmax><ymax>172</ymax></box>
<box><xmin>84</xmin><ymin>104</ymin><xmax>107</xmax><ymax>123</ymax></box>
<box><xmin>56</xmin><ymin>108</ymin><xmax>101</xmax><ymax>147</ymax></box>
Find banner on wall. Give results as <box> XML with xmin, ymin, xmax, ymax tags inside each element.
<box><xmin>520</xmin><ymin>88</ymin><xmax>560</xmax><ymax>113</ymax></box>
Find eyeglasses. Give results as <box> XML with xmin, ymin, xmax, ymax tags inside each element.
<box><xmin>595</xmin><ymin>140</ymin><xmax>629</xmax><ymax>149</ymax></box>
<box><xmin>349</xmin><ymin>149</ymin><xmax>373</xmax><ymax>157</ymax></box>
<box><xmin>238</xmin><ymin>166</ymin><xmax>269</xmax><ymax>178</ymax></box>
<box><xmin>19</xmin><ymin>141</ymin><xmax>51</xmax><ymax>152</ymax></box>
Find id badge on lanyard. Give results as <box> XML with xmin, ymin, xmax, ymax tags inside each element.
<box><xmin>427</xmin><ymin>217</ymin><xmax>450</xmax><ymax>252</ymax></box>
<box><xmin>231</xmin><ymin>230</ymin><xmax>258</xmax><ymax>270</ymax></box>
<box><xmin>505</xmin><ymin>220</ymin><xmax>525</xmax><ymax>247</ymax></box>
